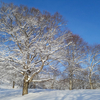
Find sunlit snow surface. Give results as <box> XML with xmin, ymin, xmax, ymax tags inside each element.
<box><xmin>0</xmin><ymin>85</ymin><xmax>100</xmax><ymax>100</ymax></box>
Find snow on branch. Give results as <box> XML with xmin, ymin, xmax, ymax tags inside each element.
<box><xmin>32</xmin><ymin>78</ymin><xmax>53</xmax><ymax>83</ymax></box>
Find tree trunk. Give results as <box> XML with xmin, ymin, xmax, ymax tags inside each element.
<box><xmin>22</xmin><ymin>74</ymin><xmax>29</xmax><ymax>95</ymax></box>
<box><xmin>89</xmin><ymin>73</ymin><xmax>93</xmax><ymax>89</ymax></box>
<box><xmin>33</xmin><ymin>84</ymin><xmax>36</xmax><ymax>88</ymax></box>
<box><xmin>13</xmin><ymin>81</ymin><xmax>15</xmax><ymax>88</ymax></box>
<box><xmin>89</xmin><ymin>77</ymin><xmax>93</xmax><ymax>89</ymax></box>
<box><xmin>69</xmin><ymin>72</ymin><xmax>73</xmax><ymax>90</ymax></box>
<box><xmin>69</xmin><ymin>80</ymin><xmax>73</xmax><ymax>90</ymax></box>
<box><xmin>51</xmin><ymin>81</ymin><xmax>54</xmax><ymax>89</ymax></box>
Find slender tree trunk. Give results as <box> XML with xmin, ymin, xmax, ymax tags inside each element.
<box><xmin>51</xmin><ymin>81</ymin><xmax>54</xmax><ymax>89</ymax></box>
<box><xmin>33</xmin><ymin>84</ymin><xmax>36</xmax><ymax>88</ymax></box>
<box><xmin>69</xmin><ymin>79</ymin><xmax>73</xmax><ymax>90</ymax></box>
<box><xmin>13</xmin><ymin>81</ymin><xmax>15</xmax><ymax>88</ymax></box>
<box><xmin>69</xmin><ymin>72</ymin><xmax>73</xmax><ymax>90</ymax></box>
<box><xmin>22</xmin><ymin>74</ymin><xmax>29</xmax><ymax>95</ymax></box>
<box><xmin>89</xmin><ymin>78</ymin><xmax>93</xmax><ymax>89</ymax></box>
<box><xmin>89</xmin><ymin>72</ymin><xmax>93</xmax><ymax>89</ymax></box>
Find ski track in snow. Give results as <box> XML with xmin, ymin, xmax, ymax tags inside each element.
<box><xmin>0</xmin><ymin>88</ymin><xmax>100</xmax><ymax>100</ymax></box>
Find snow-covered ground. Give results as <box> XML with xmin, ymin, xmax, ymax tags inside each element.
<box><xmin>0</xmin><ymin>85</ymin><xmax>100</xmax><ymax>100</ymax></box>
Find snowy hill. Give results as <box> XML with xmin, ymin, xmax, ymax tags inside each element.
<box><xmin>0</xmin><ymin>86</ymin><xmax>100</xmax><ymax>100</ymax></box>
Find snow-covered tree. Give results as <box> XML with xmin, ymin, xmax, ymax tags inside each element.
<box><xmin>0</xmin><ymin>3</ymin><xmax>71</xmax><ymax>95</ymax></box>
<box><xmin>0</xmin><ymin>54</ymin><xmax>23</xmax><ymax>88</ymax></box>
<box><xmin>86</xmin><ymin>45</ymin><xmax>100</xmax><ymax>89</ymax></box>
<box><xmin>62</xmin><ymin>34</ymin><xmax>87</xmax><ymax>90</ymax></box>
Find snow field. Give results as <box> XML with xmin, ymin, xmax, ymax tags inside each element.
<box><xmin>0</xmin><ymin>88</ymin><xmax>100</xmax><ymax>100</ymax></box>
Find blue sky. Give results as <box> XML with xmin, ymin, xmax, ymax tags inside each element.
<box><xmin>2</xmin><ymin>0</ymin><xmax>100</xmax><ymax>45</ymax></box>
